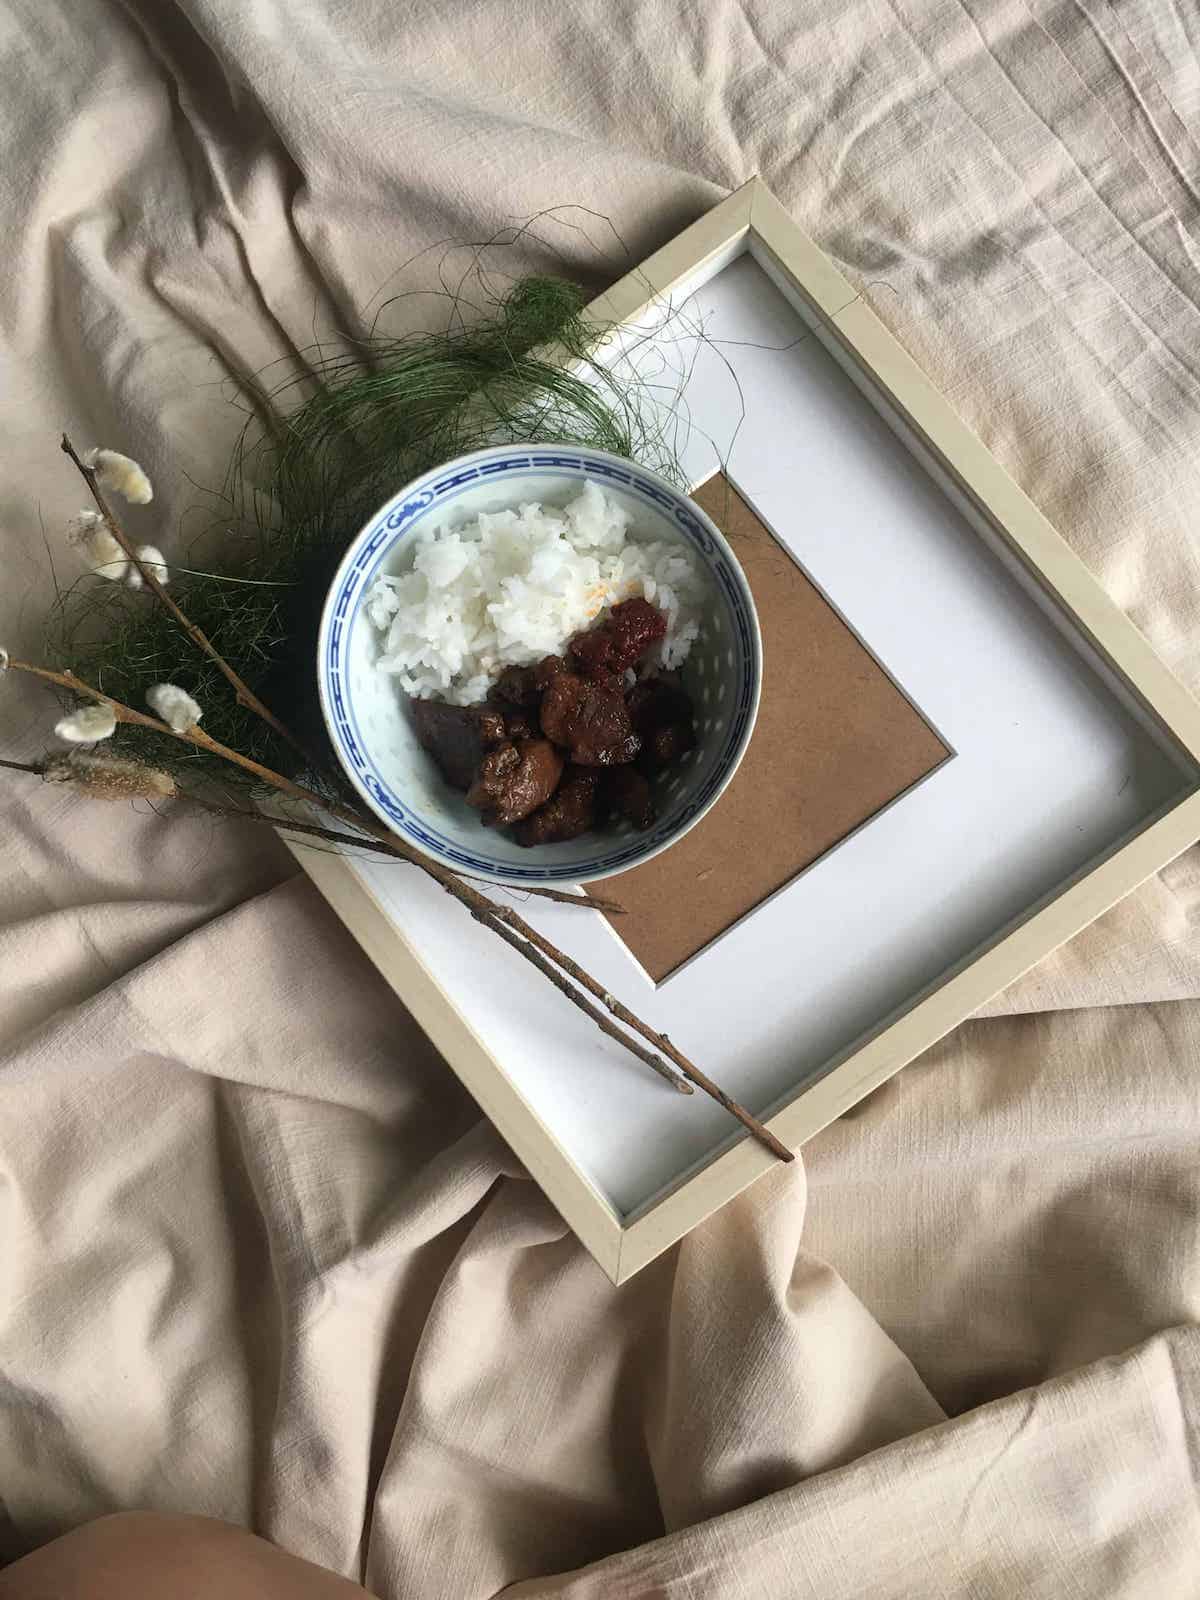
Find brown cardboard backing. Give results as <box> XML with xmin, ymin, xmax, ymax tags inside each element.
<box><xmin>596</xmin><ymin>473</ymin><xmax>950</xmax><ymax>980</ymax></box>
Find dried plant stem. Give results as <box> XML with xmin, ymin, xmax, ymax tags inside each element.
<box><xmin>178</xmin><ymin>797</ymin><xmax>625</xmax><ymax>913</ymax></box>
<box><xmin>470</xmin><ymin>911</ymin><xmax>690</xmax><ymax>1092</ymax></box>
<box><xmin>0</xmin><ymin>742</ymin><xmax>676</xmax><ymax>1090</ymax></box>
<box><xmin>6</xmin><ymin>660</ymin><xmax>699</xmax><ymax>1107</ymax></box>
<box><xmin>61</xmin><ymin>430</ymin><xmax>598</xmax><ymax>915</ymax></box>
<box><xmin>4</xmin><ymin>659</ymin><xmax>802</xmax><ymax>1153</ymax></box>
<box><xmin>60</xmin><ymin>433</ymin><xmax>316</xmax><ymax>771</ymax></box>
<box><xmin>489</xmin><ymin>909</ymin><xmax>794</xmax><ymax>1161</ymax></box>
<box><xmin>0</xmin><ymin>755</ymin><xmax>623</xmax><ymax>912</ymax></box>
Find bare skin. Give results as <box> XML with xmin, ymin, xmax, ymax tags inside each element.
<box><xmin>0</xmin><ymin>1513</ymin><xmax>372</xmax><ymax>1600</ymax></box>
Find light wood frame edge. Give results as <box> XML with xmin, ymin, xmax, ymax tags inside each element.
<box><xmin>285</xmin><ymin>176</ymin><xmax>1200</xmax><ymax>1286</ymax></box>
<box><xmin>284</xmin><ymin>834</ymin><xmax>624</xmax><ymax>1280</ymax></box>
<box><xmin>746</xmin><ymin>180</ymin><xmax>1200</xmax><ymax>759</ymax></box>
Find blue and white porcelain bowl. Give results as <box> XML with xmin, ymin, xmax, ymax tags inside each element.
<box><xmin>317</xmin><ymin>444</ymin><xmax>762</xmax><ymax>886</ymax></box>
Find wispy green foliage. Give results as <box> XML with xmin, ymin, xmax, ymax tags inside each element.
<box><xmin>46</xmin><ymin>274</ymin><xmax>686</xmax><ymax>787</ymax></box>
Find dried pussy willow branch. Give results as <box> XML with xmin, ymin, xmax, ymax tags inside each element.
<box><xmin>8</xmin><ymin>749</ymin><xmax>672</xmax><ymax>1082</ymax></box>
<box><xmin>59</xmin><ymin>432</ymin><xmax>599</xmax><ymax>916</ymax></box>
<box><xmin>60</xmin><ymin>433</ymin><xmax>315</xmax><ymax>769</ymax></box>
<box><xmin>4</xmin><ymin>657</ymin><xmax>797</xmax><ymax>1152</ymax></box>
<box><xmin>4</xmin><ymin>754</ymin><xmax>621</xmax><ymax>913</ymax></box>
<box><xmin>6</xmin><ymin>658</ymin><xmax>701</xmax><ymax>1102</ymax></box>
<box><xmin>235</xmin><ymin>809</ymin><xmax>625</xmax><ymax>912</ymax></box>
<box><xmin>39</xmin><ymin>442</ymin><xmax>792</xmax><ymax>1155</ymax></box>
<box><xmin>466</xmin><ymin>911</ymin><xmax>690</xmax><ymax>1091</ymax></box>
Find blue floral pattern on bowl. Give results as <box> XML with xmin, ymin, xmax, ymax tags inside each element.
<box><xmin>317</xmin><ymin>445</ymin><xmax>762</xmax><ymax>885</ymax></box>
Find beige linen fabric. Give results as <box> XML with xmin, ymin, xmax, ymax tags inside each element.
<box><xmin>3</xmin><ymin>2</ymin><xmax>1200</xmax><ymax>1595</ymax></box>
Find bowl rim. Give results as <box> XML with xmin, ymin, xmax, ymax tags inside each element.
<box><xmin>316</xmin><ymin>442</ymin><xmax>763</xmax><ymax>885</ymax></box>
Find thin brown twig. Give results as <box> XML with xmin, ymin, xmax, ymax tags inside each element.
<box><xmin>63</xmin><ymin>434</ymin><xmax>631</xmax><ymax>917</ymax></box>
<box><xmin>52</xmin><ymin>432</ymin><xmax>787</xmax><ymax>1149</ymax></box>
<box><xmin>178</xmin><ymin>795</ymin><xmax>625</xmax><ymax>912</ymax></box>
<box><xmin>490</xmin><ymin>908</ymin><xmax>794</xmax><ymax>1161</ymax></box>
<box><xmin>60</xmin><ymin>432</ymin><xmax>601</xmax><ymax>915</ymax></box>
<box><xmin>0</xmin><ymin>741</ymin><xmax>664</xmax><ymax>1079</ymax></box>
<box><xmin>0</xmin><ymin>659</ymin><xmax>808</xmax><ymax>1151</ymax></box>
<box><xmin>470</xmin><ymin>910</ymin><xmax>689</xmax><ymax>1091</ymax></box>
<box><xmin>0</xmin><ymin>752</ymin><xmax>625</xmax><ymax>912</ymax></box>
<box><xmin>60</xmin><ymin>432</ymin><xmax>319</xmax><ymax>771</ymax></box>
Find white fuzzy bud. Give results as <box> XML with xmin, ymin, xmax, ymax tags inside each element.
<box><xmin>68</xmin><ymin>510</ymin><xmax>127</xmax><ymax>580</ymax></box>
<box><xmin>0</xmin><ymin>648</ymin><xmax>8</xmax><ymax>670</ymax></box>
<box><xmin>83</xmin><ymin>524</ymin><xmax>132</xmax><ymax>582</ymax></box>
<box><xmin>43</xmin><ymin>751</ymin><xmax>176</xmax><ymax>801</ymax></box>
<box><xmin>55</xmin><ymin>704</ymin><xmax>118</xmax><ymax>744</ymax></box>
<box><xmin>146</xmin><ymin>682</ymin><xmax>202</xmax><ymax>733</ymax></box>
<box><xmin>84</xmin><ymin>447</ymin><xmax>153</xmax><ymax>505</ymax></box>
<box><xmin>134</xmin><ymin>544</ymin><xmax>169</xmax><ymax>585</ymax></box>
<box><xmin>67</xmin><ymin>508</ymin><xmax>105</xmax><ymax>543</ymax></box>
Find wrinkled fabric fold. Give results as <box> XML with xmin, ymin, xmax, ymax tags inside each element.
<box><xmin>2</xmin><ymin>1</ymin><xmax>1199</xmax><ymax>1594</ymax></box>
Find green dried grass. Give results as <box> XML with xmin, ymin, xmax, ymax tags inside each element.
<box><xmin>46</xmin><ymin>273</ymin><xmax>688</xmax><ymax>788</ymax></box>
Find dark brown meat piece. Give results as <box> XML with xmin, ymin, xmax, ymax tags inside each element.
<box><xmin>608</xmin><ymin>598</ymin><xmax>668</xmax><ymax>669</ymax></box>
<box><xmin>499</xmin><ymin>708</ymin><xmax>538</xmax><ymax>742</ymax></box>
<box><xmin>466</xmin><ymin>739</ymin><xmax>564</xmax><ymax>825</ymax></box>
<box><xmin>539</xmin><ymin>671</ymin><xmax>641</xmax><ymax>766</ymax></box>
<box><xmin>568</xmin><ymin>625</ymin><xmax>615</xmax><ymax>680</ymax></box>
<box><xmin>533</xmin><ymin>655</ymin><xmax>568</xmax><ymax>689</ymax></box>
<box><xmin>410</xmin><ymin>699</ymin><xmax>505</xmax><ymax>791</ymax></box>
<box><xmin>493</xmin><ymin>664</ymin><xmax>541</xmax><ymax>707</ymax></box>
<box><xmin>626</xmin><ymin>677</ymin><xmax>692</xmax><ymax>734</ymax></box>
<box><xmin>603</xmin><ymin>766</ymin><xmax>656</xmax><ymax>830</ymax></box>
<box><xmin>487</xmin><ymin>670</ymin><xmax>545</xmax><ymax>742</ymax></box>
<box><xmin>640</xmin><ymin>723</ymin><xmax>696</xmax><ymax>770</ymax></box>
<box><xmin>475</xmin><ymin>708</ymin><xmax>509</xmax><ymax>744</ymax></box>
<box><xmin>515</xmin><ymin>766</ymin><xmax>600</xmax><ymax>846</ymax></box>
<box><xmin>627</xmin><ymin>677</ymin><xmax>696</xmax><ymax>773</ymax></box>
<box><xmin>569</xmin><ymin>598</ymin><xmax>667</xmax><ymax>679</ymax></box>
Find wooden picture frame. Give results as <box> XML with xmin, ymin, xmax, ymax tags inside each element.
<box><xmin>286</xmin><ymin>178</ymin><xmax>1200</xmax><ymax>1283</ymax></box>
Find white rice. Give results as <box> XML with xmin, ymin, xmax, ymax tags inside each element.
<box><xmin>364</xmin><ymin>480</ymin><xmax>706</xmax><ymax>704</ymax></box>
